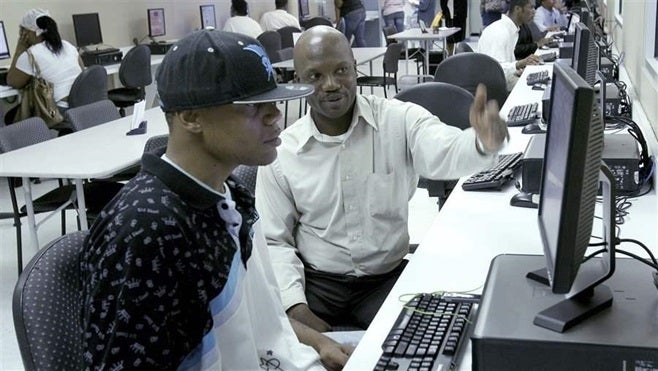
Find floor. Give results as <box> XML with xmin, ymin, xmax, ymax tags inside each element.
<box><xmin>0</xmin><ymin>51</ymin><xmax>448</xmax><ymax>370</ymax></box>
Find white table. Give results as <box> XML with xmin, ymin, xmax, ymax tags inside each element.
<box><xmin>272</xmin><ymin>47</ymin><xmax>387</xmax><ymax>76</ymax></box>
<box><xmin>387</xmin><ymin>27</ymin><xmax>461</xmax><ymax>76</ymax></box>
<box><xmin>343</xmin><ymin>65</ymin><xmax>658</xmax><ymax>370</ymax></box>
<box><xmin>0</xmin><ymin>107</ymin><xmax>168</xmax><ymax>252</ymax></box>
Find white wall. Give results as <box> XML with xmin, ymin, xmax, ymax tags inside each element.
<box><xmin>1</xmin><ymin>0</ymin><xmax>311</xmax><ymax>51</ymax></box>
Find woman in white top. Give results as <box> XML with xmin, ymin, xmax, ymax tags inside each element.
<box><xmin>7</xmin><ymin>9</ymin><xmax>83</xmax><ymax>117</ymax></box>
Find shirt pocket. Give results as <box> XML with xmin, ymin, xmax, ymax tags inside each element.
<box><xmin>366</xmin><ymin>172</ymin><xmax>407</xmax><ymax>248</ymax></box>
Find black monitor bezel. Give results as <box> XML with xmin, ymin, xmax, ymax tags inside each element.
<box><xmin>200</xmin><ymin>5</ymin><xmax>217</xmax><ymax>29</ymax></box>
<box><xmin>147</xmin><ymin>8</ymin><xmax>166</xmax><ymax>38</ymax></box>
<box><xmin>72</xmin><ymin>13</ymin><xmax>103</xmax><ymax>47</ymax></box>
<box><xmin>0</xmin><ymin>21</ymin><xmax>10</xmax><ymax>60</ymax></box>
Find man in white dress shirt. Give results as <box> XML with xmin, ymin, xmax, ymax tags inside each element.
<box><xmin>260</xmin><ymin>0</ymin><xmax>302</xmax><ymax>31</ymax></box>
<box><xmin>534</xmin><ymin>0</ymin><xmax>568</xmax><ymax>32</ymax></box>
<box><xmin>477</xmin><ymin>0</ymin><xmax>543</xmax><ymax>91</ymax></box>
<box><xmin>256</xmin><ymin>26</ymin><xmax>509</xmax><ymax>332</ymax></box>
<box><xmin>223</xmin><ymin>0</ymin><xmax>264</xmax><ymax>39</ymax></box>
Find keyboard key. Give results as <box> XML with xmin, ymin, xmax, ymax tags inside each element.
<box><xmin>462</xmin><ymin>152</ymin><xmax>523</xmax><ymax>191</ymax></box>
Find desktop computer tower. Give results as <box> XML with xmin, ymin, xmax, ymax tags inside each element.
<box><xmin>472</xmin><ymin>254</ymin><xmax>658</xmax><ymax>371</ymax></box>
<box><xmin>147</xmin><ymin>42</ymin><xmax>173</xmax><ymax>55</ymax></box>
<box><xmin>81</xmin><ymin>49</ymin><xmax>123</xmax><ymax>67</ymax></box>
<box><xmin>521</xmin><ymin>133</ymin><xmax>640</xmax><ymax>195</ymax></box>
<box><xmin>558</xmin><ymin>42</ymin><xmax>574</xmax><ymax>59</ymax></box>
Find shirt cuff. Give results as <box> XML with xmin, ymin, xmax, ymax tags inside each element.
<box><xmin>280</xmin><ymin>287</ymin><xmax>309</xmax><ymax>312</ymax></box>
<box><xmin>475</xmin><ymin>136</ymin><xmax>505</xmax><ymax>156</ymax></box>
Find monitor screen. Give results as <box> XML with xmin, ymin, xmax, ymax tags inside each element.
<box><xmin>299</xmin><ymin>0</ymin><xmax>310</xmax><ymax>20</ymax></box>
<box><xmin>72</xmin><ymin>13</ymin><xmax>103</xmax><ymax>47</ymax></box>
<box><xmin>572</xmin><ymin>22</ymin><xmax>598</xmax><ymax>85</ymax></box>
<box><xmin>535</xmin><ymin>62</ymin><xmax>614</xmax><ymax>332</ymax></box>
<box><xmin>147</xmin><ymin>8</ymin><xmax>166</xmax><ymax>38</ymax></box>
<box><xmin>0</xmin><ymin>21</ymin><xmax>10</xmax><ymax>60</ymax></box>
<box><xmin>200</xmin><ymin>5</ymin><xmax>217</xmax><ymax>29</ymax></box>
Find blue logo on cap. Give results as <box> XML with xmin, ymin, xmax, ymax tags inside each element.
<box><xmin>243</xmin><ymin>44</ymin><xmax>274</xmax><ymax>82</ymax></box>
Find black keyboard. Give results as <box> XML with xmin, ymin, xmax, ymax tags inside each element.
<box><xmin>506</xmin><ymin>102</ymin><xmax>539</xmax><ymax>126</ymax></box>
<box><xmin>461</xmin><ymin>152</ymin><xmax>523</xmax><ymax>191</ymax></box>
<box><xmin>526</xmin><ymin>70</ymin><xmax>550</xmax><ymax>85</ymax></box>
<box><xmin>545</xmin><ymin>40</ymin><xmax>559</xmax><ymax>48</ymax></box>
<box><xmin>375</xmin><ymin>293</ymin><xmax>479</xmax><ymax>371</ymax></box>
<box><xmin>83</xmin><ymin>47</ymin><xmax>120</xmax><ymax>55</ymax></box>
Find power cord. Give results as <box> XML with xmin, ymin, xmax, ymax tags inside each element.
<box><xmin>584</xmin><ymin>238</ymin><xmax>658</xmax><ymax>290</ymax></box>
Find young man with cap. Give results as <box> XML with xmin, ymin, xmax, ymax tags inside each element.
<box><xmin>255</xmin><ymin>26</ymin><xmax>509</xmax><ymax>332</ymax></box>
<box><xmin>80</xmin><ymin>30</ymin><xmax>352</xmax><ymax>370</ymax></box>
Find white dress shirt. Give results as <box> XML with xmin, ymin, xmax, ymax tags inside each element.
<box><xmin>477</xmin><ymin>14</ymin><xmax>520</xmax><ymax>91</ymax></box>
<box><xmin>223</xmin><ymin>16</ymin><xmax>264</xmax><ymax>39</ymax></box>
<box><xmin>260</xmin><ymin>9</ymin><xmax>301</xmax><ymax>32</ymax></box>
<box><xmin>534</xmin><ymin>6</ymin><xmax>568</xmax><ymax>32</ymax></box>
<box><xmin>256</xmin><ymin>94</ymin><xmax>497</xmax><ymax>310</ymax></box>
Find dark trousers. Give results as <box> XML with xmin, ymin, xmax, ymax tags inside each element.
<box><xmin>305</xmin><ymin>260</ymin><xmax>408</xmax><ymax>329</ymax></box>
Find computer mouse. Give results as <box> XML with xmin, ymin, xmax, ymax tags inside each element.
<box><xmin>540</xmin><ymin>45</ymin><xmax>550</xmax><ymax>50</ymax></box>
<box><xmin>522</xmin><ymin>123</ymin><xmax>546</xmax><ymax>134</ymax></box>
<box><xmin>510</xmin><ymin>192</ymin><xmax>539</xmax><ymax>209</ymax></box>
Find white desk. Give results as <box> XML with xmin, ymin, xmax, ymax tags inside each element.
<box><xmin>272</xmin><ymin>47</ymin><xmax>387</xmax><ymax>75</ymax></box>
<box><xmin>344</xmin><ymin>65</ymin><xmax>658</xmax><ymax>370</ymax></box>
<box><xmin>387</xmin><ymin>27</ymin><xmax>460</xmax><ymax>76</ymax></box>
<box><xmin>0</xmin><ymin>107</ymin><xmax>168</xmax><ymax>252</ymax></box>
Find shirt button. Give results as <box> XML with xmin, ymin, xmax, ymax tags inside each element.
<box><xmin>344</xmin><ymin>175</ymin><xmax>350</xmax><ymax>180</ymax></box>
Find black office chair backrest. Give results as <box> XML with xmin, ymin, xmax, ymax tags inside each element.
<box><xmin>277</xmin><ymin>47</ymin><xmax>294</xmax><ymax>63</ymax></box>
<box><xmin>232</xmin><ymin>165</ymin><xmax>258</xmax><ymax>195</ymax></box>
<box><xmin>257</xmin><ymin>30</ymin><xmax>282</xmax><ymax>62</ymax></box>
<box><xmin>382</xmin><ymin>25</ymin><xmax>398</xmax><ymax>46</ymax></box>
<box><xmin>64</xmin><ymin>99</ymin><xmax>121</xmax><ymax>132</ymax></box>
<box><xmin>13</xmin><ymin>231</ymin><xmax>88</xmax><ymax>371</ymax></box>
<box><xmin>433</xmin><ymin>53</ymin><xmax>508</xmax><ymax>108</ymax></box>
<box><xmin>0</xmin><ymin>117</ymin><xmax>53</xmax><ymax>152</ymax></box>
<box><xmin>454</xmin><ymin>42</ymin><xmax>474</xmax><ymax>54</ymax></box>
<box><xmin>67</xmin><ymin>65</ymin><xmax>108</xmax><ymax>108</ymax></box>
<box><xmin>277</xmin><ymin>26</ymin><xmax>301</xmax><ymax>49</ymax></box>
<box><xmin>302</xmin><ymin>16</ymin><xmax>332</xmax><ymax>29</ymax></box>
<box><xmin>383</xmin><ymin>43</ymin><xmax>404</xmax><ymax>74</ymax></box>
<box><xmin>394</xmin><ymin>82</ymin><xmax>474</xmax><ymax>130</ymax></box>
<box><xmin>118</xmin><ymin>45</ymin><xmax>152</xmax><ymax>89</ymax></box>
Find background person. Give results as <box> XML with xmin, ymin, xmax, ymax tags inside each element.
<box><xmin>223</xmin><ymin>0</ymin><xmax>264</xmax><ymax>39</ymax></box>
<box><xmin>260</xmin><ymin>0</ymin><xmax>302</xmax><ymax>31</ymax></box>
<box><xmin>5</xmin><ymin>8</ymin><xmax>82</xmax><ymax>124</ymax></box>
<box><xmin>534</xmin><ymin>0</ymin><xmax>568</xmax><ymax>32</ymax></box>
<box><xmin>335</xmin><ymin>0</ymin><xmax>367</xmax><ymax>47</ymax></box>
<box><xmin>381</xmin><ymin>0</ymin><xmax>406</xmax><ymax>33</ymax></box>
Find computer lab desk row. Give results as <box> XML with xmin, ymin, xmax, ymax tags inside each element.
<box><xmin>343</xmin><ymin>64</ymin><xmax>658</xmax><ymax>370</ymax></box>
<box><xmin>0</xmin><ymin>45</ymin><xmax>166</xmax><ymax>99</ymax></box>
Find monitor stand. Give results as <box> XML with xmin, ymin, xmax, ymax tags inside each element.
<box><xmin>527</xmin><ymin>165</ymin><xmax>617</xmax><ymax>333</ymax></box>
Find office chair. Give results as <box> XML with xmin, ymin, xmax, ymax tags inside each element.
<box><xmin>0</xmin><ymin>117</ymin><xmax>77</xmax><ymax>274</ymax></box>
<box><xmin>107</xmin><ymin>45</ymin><xmax>152</xmax><ymax>117</ymax></box>
<box><xmin>356</xmin><ymin>42</ymin><xmax>403</xmax><ymax>98</ymax></box>
<box><xmin>454</xmin><ymin>41</ymin><xmax>474</xmax><ymax>54</ymax></box>
<box><xmin>231</xmin><ymin>165</ymin><xmax>258</xmax><ymax>195</ymax></box>
<box><xmin>277</xmin><ymin>26</ymin><xmax>302</xmax><ymax>49</ymax></box>
<box><xmin>394</xmin><ymin>82</ymin><xmax>474</xmax><ymax>209</ymax></box>
<box><xmin>64</xmin><ymin>99</ymin><xmax>120</xmax><ymax>132</ymax></box>
<box><xmin>257</xmin><ymin>30</ymin><xmax>282</xmax><ymax>62</ymax></box>
<box><xmin>144</xmin><ymin>133</ymin><xmax>169</xmax><ymax>153</ymax></box>
<box><xmin>13</xmin><ymin>231</ymin><xmax>88</xmax><ymax>371</ymax></box>
<box><xmin>67</xmin><ymin>65</ymin><xmax>108</xmax><ymax>109</ymax></box>
<box><xmin>302</xmin><ymin>16</ymin><xmax>332</xmax><ymax>29</ymax></box>
<box><xmin>433</xmin><ymin>53</ymin><xmax>508</xmax><ymax>108</ymax></box>
<box><xmin>382</xmin><ymin>26</ymin><xmax>425</xmax><ymax>75</ymax></box>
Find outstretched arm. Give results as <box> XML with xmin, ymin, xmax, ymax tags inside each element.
<box><xmin>290</xmin><ymin>318</ymin><xmax>354</xmax><ymax>370</ymax></box>
<box><xmin>469</xmin><ymin>84</ymin><xmax>509</xmax><ymax>154</ymax></box>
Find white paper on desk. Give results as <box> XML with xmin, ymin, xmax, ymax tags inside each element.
<box><xmin>130</xmin><ymin>100</ymin><xmax>146</xmax><ymax>130</ymax></box>
<box><xmin>322</xmin><ymin>330</ymin><xmax>365</xmax><ymax>347</ymax></box>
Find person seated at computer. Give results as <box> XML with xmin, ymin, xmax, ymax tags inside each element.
<box><xmin>260</xmin><ymin>0</ymin><xmax>302</xmax><ymax>31</ymax></box>
<box><xmin>534</xmin><ymin>0</ymin><xmax>568</xmax><ymax>32</ymax></box>
<box><xmin>80</xmin><ymin>29</ymin><xmax>353</xmax><ymax>370</ymax></box>
<box><xmin>515</xmin><ymin>22</ymin><xmax>553</xmax><ymax>59</ymax></box>
<box><xmin>255</xmin><ymin>26</ymin><xmax>509</xmax><ymax>331</ymax></box>
<box><xmin>223</xmin><ymin>0</ymin><xmax>263</xmax><ymax>39</ymax></box>
<box><xmin>5</xmin><ymin>8</ymin><xmax>82</xmax><ymax>124</ymax></box>
<box><xmin>477</xmin><ymin>0</ymin><xmax>543</xmax><ymax>91</ymax></box>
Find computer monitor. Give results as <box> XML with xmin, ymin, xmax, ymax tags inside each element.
<box><xmin>299</xmin><ymin>0</ymin><xmax>311</xmax><ymax>21</ymax></box>
<box><xmin>533</xmin><ymin>61</ymin><xmax>616</xmax><ymax>333</ymax></box>
<box><xmin>72</xmin><ymin>13</ymin><xmax>103</xmax><ymax>47</ymax></box>
<box><xmin>200</xmin><ymin>5</ymin><xmax>217</xmax><ymax>29</ymax></box>
<box><xmin>572</xmin><ymin>22</ymin><xmax>598</xmax><ymax>85</ymax></box>
<box><xmin>0</xmin><ymin>21</ymin><xmax>10</xmax><ymax>60</ymax></box>
<box><xmin>147</xmin><ymin>8</ymin><xmax>166</xmax><ymax>38</ymax></box>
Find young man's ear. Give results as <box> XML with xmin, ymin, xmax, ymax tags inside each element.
<box><xmin>177</xmin><ymin>110</ymin><xmax>203</xmax><ymax>133</ymax></box>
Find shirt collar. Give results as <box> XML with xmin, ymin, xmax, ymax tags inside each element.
<box><xmin>293</xmin><ymin>95</ymin><xmax>379</xmax><ymax>154</ymax></box>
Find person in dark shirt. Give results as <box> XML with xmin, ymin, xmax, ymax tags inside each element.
<box><xmin>515</xmin><ymin>22</ymin><xmax>553</xmax><ymax>59</ymax></box>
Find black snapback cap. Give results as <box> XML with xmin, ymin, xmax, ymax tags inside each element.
<box><xmin>156</xmin><ymin>29</ymin><xmax>313</xmax><ymax>112</ymax></box>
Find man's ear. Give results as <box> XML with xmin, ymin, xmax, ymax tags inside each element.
<box><xmin>177</xmin><ymin>110</ymin><xmax>203</xmax><ymax>134</ymax></box>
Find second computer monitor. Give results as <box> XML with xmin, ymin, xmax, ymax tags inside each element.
<box><xmin>72</xmin><ymin>13</ymin><xmax>103</xmax><ymax>47</ymax></box>
<box><xmin>200</xmin><ymin>5</ymin><xmax>217</xmax><ymax>29</ymax></box>
<box><xmin>572</xmin><ymin>22</ymin><xmax>598</xmax><ymax>86</ymax></box>
<box><xmin>0</xmin><ymin>21</ymin><xmax>10</xmax><ymax>60</ymax></box>
<box><xmin>148</xmin><ymin>8</ymin><xmax>166</xmax><ymax>38</ymax></box>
